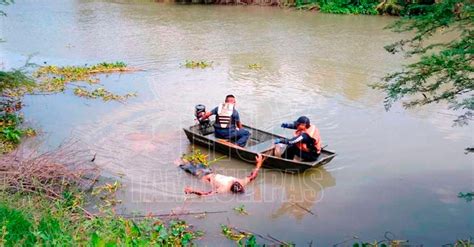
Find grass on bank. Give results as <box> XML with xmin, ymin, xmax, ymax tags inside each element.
<box><xmin>0</xmin><ymin>192</ymin><xmax>202</xmax><ymax>246</ymax></box>
<box><xmin>0</xmin><ymin>146</ymin><xmax>203</xmax><ymax>246</ymax></box>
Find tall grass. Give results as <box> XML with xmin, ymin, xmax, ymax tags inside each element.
<box><xmin>0</xmin><ymin>191</ymin><xmax>202</xmax><ymax>246</ymax></box>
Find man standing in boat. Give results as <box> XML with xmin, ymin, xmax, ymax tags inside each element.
<box><xmin>275</xmin><ymin>116</ymin><xmax>321</xmax><ymax>162</ymax></box>
<box><xmin>199</xmin><ymin>95</ymin><xmax>250</xmax><ymax>147</ymax></box>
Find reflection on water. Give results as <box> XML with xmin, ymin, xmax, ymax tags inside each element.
<box><xmin>1</xmin><ymin>0</ymin><xmax>473</xmax><ymax>245</ymax></box>
<box><xmin>269</xmin><ymin>168</ymin><xmax>336</xmax><ymax>220</ymax></box>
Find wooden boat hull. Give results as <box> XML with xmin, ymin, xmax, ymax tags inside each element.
<box><xmin>183</xmin><ymin>123</ymin><xmax>336</xmax><ymax>173</ymax></box>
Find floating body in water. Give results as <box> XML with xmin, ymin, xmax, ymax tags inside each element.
<box><xmin>180</xmin><ymin>154</ymin><xmax>264</xmax><ymax>196</ymax></box>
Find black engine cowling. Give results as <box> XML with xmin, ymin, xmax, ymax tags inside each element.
<box><xmin>195</xmin><ymin>104</ymin><xmax>210</xmax><ymax>126</ymax></box>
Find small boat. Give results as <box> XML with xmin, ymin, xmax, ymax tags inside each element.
<box><xmin>183</xmin><ymin>122</ymin><xmax>336</xmax><ymax>173</ymax></box>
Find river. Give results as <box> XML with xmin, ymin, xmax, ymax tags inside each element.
<box><xmin>1</xmin><ymin>0</ymin><xmax>473</xmax><ymax>245</ymax></box>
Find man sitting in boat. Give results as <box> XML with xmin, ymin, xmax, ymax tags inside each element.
<box><xmin>199</xmin><ymin>94</ymin><xmax>250</xmax><ymax>147</ymax></box>
<box><xmin>275</xmin><ymin>116</ymin><xmax>321</xmax><ymax>162</ymax></box>
<box><xmin>181</xmin><ymin>154</ymin><xmax>263</xmax><ymax>196</ymax></box>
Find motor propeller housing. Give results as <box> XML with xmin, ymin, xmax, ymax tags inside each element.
<box><xmin>195</xmin><ymin>104</ymin><xmax>210</xmax><ymax>127</ymax></box>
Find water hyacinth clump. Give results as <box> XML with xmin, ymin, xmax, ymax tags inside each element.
<box><xmin>248</xmin><ymin>63</ymin><xmax>262</xmax><ymax>69</ymax></box>
<box><xmin>181</xmin><ymin>148</ymin><xmax>225</xmax><ymax>167</ymax></box>
<box><xmin>221</xmin><ymin>224</ymin><xmax>261</xmax><ymax>246</ymax></box>
<box><xmin>181</xmin><ymin>148</ymin><xmax>209</xmax><ymax>166</ymax></box>
<box><xmin>74</xmin><ymin>87</ymin><xmax>137</xmax><ymax>102</ymax></box>
<box><xmin>0</xmin><ymin>62</ymin><xmax>138</xmax><ymax>153</ymax></box>
<box><xmin>0</xmin><ymin>112</ymin><xmax>36</xmax><ymax>154</ymax></box>
<box><xmin>233</xmin><ymin>204</ymin><xmax>249</xmax><ymax>215</ymax></box>
<box><xmin>33</xmin><ymin>61</ymin><xmax>133</xmax><ymax>92</ymax></box>
<box><xmin>458</xmin><ymin>192</ymin><xmax>474</xmax><ymax>202</ymax></box>
<box><xmin>184</xmin><ymin>60</ymin><xmax>213</xmax><ymax>69</ymax></box>
<box><xmin>33</xmin><ymin>62</ymin><xmax>138</xmax><ymax>101</ymax></box>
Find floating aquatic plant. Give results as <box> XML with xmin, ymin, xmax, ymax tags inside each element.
<box><xmin>0</xmin><ymin>112</ymin><xmax>36</xmax><ymax>153</ymax></box>
<box><xmin>33</xmin><ymin>62</ymin><xmax>136</xmax><ymax>92</ymax></box>
<box><xmin>0</xmin><ymin>62</ymin><xmax>138</xmax><ymax>153</ymax></box>
<box><xmin>181</xmin><ymin>148</ymin><xmax>225</xmax><ymax>167</ymax></box>
<box><xmin>73</xmin><ymin>87</ymin><xmax>136</xmax><ymax>102</ymax></box>
<box><xmin>181</xmin><ymin>149</ymin><xmax>209</xmax><ymax>166</ymax></box>
<box><xmin>458</xmin><ymin>192</ymin><xmax>474</xmax><ymax>202</ymax></box>
<box><xmin>32</xmin><ymin>62</ymin><xmax>138</xmax><ymax>101</ymax></box>
<box><xmin>248</xmin><ymin>63</ymin><xmax>262</xmax><ymax>69</ymax></box>
<box><xmin>233</xmin><ymin>204</ymin><xmax>249</xmax><ymax>215</ymax></box>
<box><xmin>221</xmin><ymin>224</ymin><xmax>250</xmax><ymax>242</ymax></box>
<box><xmin>184</xmin><ymin>60</ymin><xmax>213</xmax><ymax>69</ymax></box>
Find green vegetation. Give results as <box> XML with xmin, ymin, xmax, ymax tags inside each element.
<box><xmin>221</xmin><ymin>224</ymin><xmax>259</xmax><ymax>246</ymax></box>
<box><xmin>91</xmin><ymin>181</ymin><xmax>123</xmax><ymax>209</ymax></box>
<box><xmin>0</xmin><ymin>0</ymin><xmax>13</xmax><ymax>15</ymax></box>
<box><xmin>376</xmin><ymin>0</ymin><xmax>403</xmax><ymax>15</ymax></box>
<box><xmin>248</xmin><ymin>63</ymin><xmax>262</xmax><ymax>69</ymax></box>
<box><xmin>74</xmin><ymin>87</ymin><xmax>136</xmax><ymax>102</ymax></box>
<box><xmin>177</xmin><ymin>0</ymin><xmax>462</xmax><ymax>16</ymax></box>
<box><xmin>0</xmin><ymin>68</ymin><xmax>37</xmax><ymax>153</ymax></box>
<box><xmin>0</xmin><ymin>147</ymin><xmax>203</xmax><ymax>246</ymax></box>
<box><xmin>458</xmin><ymin>192</ymin><xmax>474</xmax><ymax>202</ymax></box>
<box><xmin>34</xmin><ymin>62</ymin><xmax>137</xmax><ymax>101</ymax></box>
<box><xmin>293</xmin><ymin>0</ymin><xmax>450</xmax><ymax>15</ymax></box>
<box><xmin>0</xmin><ymin>192</ymin><xmax>203</xmax><ymax>246</ymax></box>
<box><xmin>0</xmin><ymin>61</ymin><xmax>138</xmax><ymax>153</ymax></box>
<box><xmin>446</xmin><ymin>238</ymin><xmax>474</xmax><ymax>247</ymax></box>
<box><xmin>233</xmin><ymin>204</ymin><xmax>249</xmax><ymax>215</ymax></box>
<box><xmin>294</xmin><ymin>0</ymin><xmax>459</xmax><ymax>16</ymax></box>
<box><xmin>319</xmin><ymin>0</ymin><xmax>378</xmax><ymax>15</ymax></box>
<box><xmin>181</xmin><ymin>148</ymin><xmax>225</xmax><ymax>166</ymax></box>
<box><xmin>373</xmin><ymin>0</ymin><xmax>473</xmax><ymax>125</ymax></box>
<box><xmin>184</xmin><ymin>60</ymin><xmax>213</xmax><ymax>69</ymax></box>
<box><xmin>181</xmin><ymin>148</ymin><xmax>210</xmax><ymax>165</ymax></box>
<box><xmin>221</xmin><ymin>224</ymin><xmax>295</xmax><ymax>246</ymax></box>
<box><xmin>0</xmin><ymin>113</ymin><xmax>36</xmax><ymax>152</ymax></box>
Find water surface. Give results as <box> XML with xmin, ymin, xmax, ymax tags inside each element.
<box><xmin>1</xmin><ymin>1</ymin><xmax>473</xmax><ymax>245</ymax></box>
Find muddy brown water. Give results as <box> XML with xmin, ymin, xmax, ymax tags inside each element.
<box><xmin>1</xmin><ymin>0</ymin><xmax>473</xmax><ymax>245</ymax></box>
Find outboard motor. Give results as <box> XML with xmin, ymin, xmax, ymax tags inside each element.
<box><xmin>195</xmin><ymin>104</ymin><xmax>212</xmax><ymax>134</ymax></box>
<box><xmin>195</xmin><ymin>104</ymin><xmax>209</xmax><ymax>125</ymax></box>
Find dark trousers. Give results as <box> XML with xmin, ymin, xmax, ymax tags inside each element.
<box><xmin>214</xmin><ymin>127</ymin><xmax>250</xmax><ymax>147</ymax></box>
<box><xmin>179</xmin><ymin>163</ymin><xmax>213</xmax><ymax>178</ymax></box>
<box><xmin>282</xmin><ymin>145</ymin><xmax>319</xmax><ymax>162</ymax></box>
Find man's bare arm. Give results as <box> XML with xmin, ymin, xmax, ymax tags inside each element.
<box><xmin>184</xmin><ymin>186</ymin><xmax>215</xmax><ymax>196</ymax></box>
<box><xmin>236</xmin><ymin>121</ymin><xmax>243</xmax><ymax>129</ymax></box>
<box><xmin>241</xmin><ymin>154</ymin><xmax>264</xmax><ymax>185</ymax></box>
<box><xmin>200</xmin><ymin>111</ymin><xmax>213</xmax><ymax>121</ymax></box>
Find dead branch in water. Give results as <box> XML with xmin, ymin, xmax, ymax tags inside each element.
<box><xmin>0</xmin><ymin>141</ymin><xmax>100</xmax><ymax>199</ymax></box>
<box><xmin>119</xmin><ymin>210</ymin><xmax>228</xmax><ymax>218</ymax></box>
<box><xmin>290</xmin><ymin>202</ymin><xmax>316</xmax><ymax>215</ymax></box>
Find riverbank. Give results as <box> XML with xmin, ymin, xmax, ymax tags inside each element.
<box><xmin>0</xmin><ymin>184</ymin><xmax>203</xmax><ymax>246</ymax></box>
<box><xmin>1</xmin><ymin>0</ymin><xmax>472</xmax><ymax>245</ymax></box>
<box><xmin>0</xmin><ymin>144</ymin><xmax>205</xmax><ymax>246</ymax></box>
<box><xmin>171</xmin><ymin>0</ymin><xmax>413</xmax><ymax>15</ymax></box>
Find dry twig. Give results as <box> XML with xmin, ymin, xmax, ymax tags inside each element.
<box><xmin>0</xmin><ymin>142</ymin><xmax>99</xmax><ymax>199</ymax></box>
